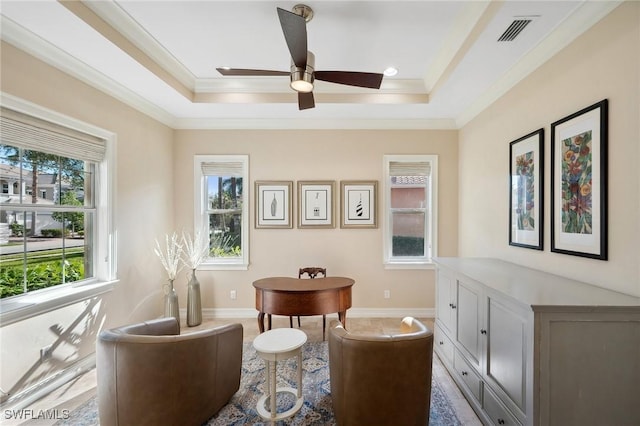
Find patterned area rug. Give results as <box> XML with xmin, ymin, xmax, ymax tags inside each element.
<box><xmin>59</xmin><ymin>342</ymin><xmax>461</xmax><ymax>425</ymax></box>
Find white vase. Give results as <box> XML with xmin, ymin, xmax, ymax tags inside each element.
<box><xmin>186</xmin><ymin>269</ymin><xmax>202</xmax><ymax>327</ymax></box>
<box><xmin>164</xmin><ymin>279</ymin><xmax>180</xmax><ymax>332</ymax></box>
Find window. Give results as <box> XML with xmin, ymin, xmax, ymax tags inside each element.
<box><xmin>194</xmin><ymin>155</ymin><xmax>249</xmax><ymax>270</ymax></box>
<box><xmin>383</xmin><ymin>155</ymin><xmax>438</xmax><ymax>268</ymax></box>
<box><xmin>0</xmin><ymin>97</ymin><xmax>115</xmax><ymax>322</ymax></box>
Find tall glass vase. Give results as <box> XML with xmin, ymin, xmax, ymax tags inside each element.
<box><xmin>164</xmin><ymin>279</ymin><xmax>180</xmax><ymax>332</ymax></box>
<box><xmin>186</xmin><ymin>269</ymin><xmax>202</xmax><ymax>327</ymax></box>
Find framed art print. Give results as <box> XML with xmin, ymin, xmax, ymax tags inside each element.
<box><xmin>551</xmin><ymin>99</ymin><xmax>608</xmax><ymax>260</ymax></box>
<box><xmin>509</xmin><ymin>129</ymin><xmax>544</xmax><ymax>250</ymax></box>
<box><xmin>298</xmin><ymin>180</ymin><xmax>335</xmax><ymax>228</ymax></box>
<box><xmin>340</xmin><ymin>180</ymin><xmax>377</xmax><ymax>228</ymax></box>
<box><xmin>255</xmin><ymin>181</ymin><xmax>293</xmax><ymax>228</ymax></box>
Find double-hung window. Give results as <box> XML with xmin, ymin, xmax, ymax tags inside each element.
<box><xmin>383</xmin><ymin>155</ymin><xmax>438</xmax><ymax>267</ymax></box>
<box><xmin>194</xmin><ymin>155</ymin><xmax>249</xmax><ymax>270</ymax></box>
<box><xmin>0</xmin><ymin>98</ymin><xmax>115</xmax><ymax>321</ymax></box>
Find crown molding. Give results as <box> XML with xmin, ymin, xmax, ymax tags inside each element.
<box><xmin>82</xmin><ymin>0</ymin><xmax>196</xmax><ymax>91</ymax></box>
<box><xmin>172</xmin><ymin>117</ymin><xmax>457</xmax><ymax>130</ymax></box>
<box><xmin>1</xmin><ymin>16</ymin><xmax>176</xmax><ymax>128</ymax></box>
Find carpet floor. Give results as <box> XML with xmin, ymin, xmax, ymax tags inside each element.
<box><xmin>58</xmin><ymin>342</ymin><xmax>461</xmax><ymax>425</ymax></box>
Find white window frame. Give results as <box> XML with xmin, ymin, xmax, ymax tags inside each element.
<box><xmin>194</xmin><ymin>154</ymin><xmax>249</xmax><ymax>270</ymax></box>
<box><xmin>382</xmin><ymin>154</ymin><xmax>438</xmax><ymax>269</ymax></box>
<box><xmin>0</xmin><ymin>93</ymin><xmax>117</xmax><ymax>326</ymax></box>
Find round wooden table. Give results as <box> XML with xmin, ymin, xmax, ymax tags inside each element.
<box><xmin>252</xmin><ymin>276</ymin><xmax>355</xmax><ymax>334</ymax></box>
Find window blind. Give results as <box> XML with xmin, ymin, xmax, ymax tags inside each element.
<box><xmin>389</xmin><ymin>161</ymin><xmax>431</xmax><ymax>176</ymax></box>
<box><xmin>0</xmin><ymin>107</ymin><xmax>106</xmax><ymax>163</ymax></box>
<box><xmin>201</xmin><ymin>161</ymin><xmax>245</xmax><ymax>177</ymax></box>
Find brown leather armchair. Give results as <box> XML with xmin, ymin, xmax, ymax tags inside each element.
<box><xmin>328</xmin><ymin>317</ymin><xmax>434</xmax><ymax>426</ymax></box>
<box><xmin>96</xmin><ymin>318</ymin><xmax>243</xmax><ymax>426</ymax></box>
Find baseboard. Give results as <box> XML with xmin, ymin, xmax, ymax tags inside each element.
<box><xmin>180</xmin><ymin>307</ymin><xmax>435</xmax><ymax>319</ymax></box>
<box><xmin>0</xmin><ymin>354</ymin><xmax>95</xmax><ymax>411</ymax></box>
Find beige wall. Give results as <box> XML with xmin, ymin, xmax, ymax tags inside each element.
<box><xmin>458</xmin><ymin>2</ymin><xmax>640</xmax><ymax>296</ymax></box>
<box><xmin>1</xmin><ymin>42</ymin><xmax>175</xmax><ymax>399</ymax></box>
<box><xmin>2</xmin><ymin>0</ymin><xmax>636</xmax><ymax>403</ymax></box>
<box><xmin>0</xmin><ymin>43</ymin><xmax>459</xmax><ymax>400</ymax></box>
<box><xmin>172</xmin><ymin>129</ymin><xmax>459</xmax><ymax>312</ymax></box>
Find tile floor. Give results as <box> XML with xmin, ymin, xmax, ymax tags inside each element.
<box><xmin>10</xmin><ymin>317</ymin><xmax>481</xmax><ymax>425</ymax></box>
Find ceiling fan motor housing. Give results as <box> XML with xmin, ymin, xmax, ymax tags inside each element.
<box><xmin>290</xmin><ymin>51</ymin><xmax>315</xmax><ymax>93</ymax></box>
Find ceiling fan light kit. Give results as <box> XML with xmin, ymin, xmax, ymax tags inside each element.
<box><xmin>290</xmin><ymin>51</ymin><xmax>315</xmax><ymax>93</ymax></box>
<box><xmin>216</xmin><ymin>4</ymin><xmax>383</xmax><ymax>110</ymax></box>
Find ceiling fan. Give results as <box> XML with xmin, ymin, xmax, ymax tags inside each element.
<box><xmin>216</xmin><ymin>4</ymin><xmax>384</xmax><ymax>110</ymax></box>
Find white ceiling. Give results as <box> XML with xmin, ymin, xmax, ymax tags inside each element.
<box><xmin>0</xmin><ymin>1</ymin><xmax>620</xmax><ymax>129</ymax></box>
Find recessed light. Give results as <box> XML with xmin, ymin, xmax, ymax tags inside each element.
<box><xmin>383</xmin><ymin>67</ymin><xmax>398</xmax><ymax>77</ymax></box>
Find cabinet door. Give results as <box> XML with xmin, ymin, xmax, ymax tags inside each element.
<box><xmin>456</xmin><ymin>279</ymin><xmax>483</xmax><ymax>370</ymax></box>
<box><xmin>434</xmin><ymin>323</ymin><xmax>455</xmax><ymax>367</ymax></box>
<box><xmin>486</xmin><ymin>295</ymin><xmax>527</xmax><ymax>418</ymax></box>
<box><xmin>436</xmin><ymin>268</ymin><xmax>457</xmax><ymax>334</ymax></box>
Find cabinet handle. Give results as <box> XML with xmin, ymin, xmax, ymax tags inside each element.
<box><xmin>461</xmin><ymin>371</ymin><xmax>468</xmax><ymax>376</ymax></box>
<box><xmin>480</xmin><ymin>329</ymin><xmax>487</xmax><ymax>335</ymax></box>
<box><xmin>498</xmin><ymin>419</ymin><xmax>505</xmax><ymax>425</ymax></box>
<box><xmin>451</xmin><ymin>304</ymin><xmax>457</xmax><ymax>309</ymax></box>
<box><xmin>439</xmin><ymin>341</ymin><xmax>444</xmax><ymax>345</ymax></box>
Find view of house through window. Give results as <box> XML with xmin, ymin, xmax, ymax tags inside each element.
<box><xmin>0</xmin><ymin>144</ymin><xmax>96</xmax><ymax>298</ymax></box>
<box><xmin>391</xmin><ymin>175</ymin><xmax>427</xmax><ymax>256</ymax></box>
<box><xmin>383</xmin><ymin>155</ymin><xmax>437</xmax><ymax>265</ymax></box>
<box><xmin>0</xmin><ymin>106</ymin><xmax>108</xmax><ymax>300</ymax></box>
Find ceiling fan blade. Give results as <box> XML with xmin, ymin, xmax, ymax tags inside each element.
<box><xmin>315</xmin><ymin>71</ymin><xmax>384</xmax><ymax>89</ymax></box>
<box><xmin>217</xmin><ymin>68</ymin><xmax>289</xmax><ymax>76</ymax></box>
<box><xmin>298</xmin><ymin>91</ymin><xmax>315</xmax><ymax>110</ymax></box>
<box><xmin>277</xmin><ymin>7</ymin><xmax>308</xmax><ymax>68</ymax></box>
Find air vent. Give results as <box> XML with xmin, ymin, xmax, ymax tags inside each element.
<box><xmin>498</xmin><ymin>19</ymin><xmax>532</xmax><ymax>42</ymax></box>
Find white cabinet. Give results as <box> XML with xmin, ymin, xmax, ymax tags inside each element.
<box><xmin>433</xmin><ymin>257</ymin><xmax>640</xmax><ymax>426</ymax></box>
<box><xmin>456</xmin><ymin>278</ymin><xmax>483</xmax><ymax>371</ymax></box>
<box><xmin>435</xmin><ymin>268</ymin><xmax>457</xmax><ymax>334</ymax></box>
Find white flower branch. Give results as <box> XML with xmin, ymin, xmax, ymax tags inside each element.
<box><xmin>154</xmin><ymin>232</ymin><xmax>184</xmax><ymax>280</ymax></box>
<box><xmin>182</xmin><ymin>230</ymin><xmax>210</xmax><ymax>270</ymax></box>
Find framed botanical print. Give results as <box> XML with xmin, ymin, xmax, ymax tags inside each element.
<box><xmin>255</xmin><ymin>181</ymin><xmax>293</xmax><ymax>228</ymax></box>
<box><xmin>340</xmin><ymin>180</ymin><xmax>377</xmax><ymax>228</ymax></box>
<box><xmin>509</xmin><ymin>129</ymin><xmax>544</xmax><ymax>250</ymax></box>
<box><xmin>298</xmin><ymin>180</ymin><xmax>335</xmax><ymax>228</ymax></box>
<box><xmin>551</xmin><ymin>99</ymin><xmax>608</xmax><ymax>260</ymax></box>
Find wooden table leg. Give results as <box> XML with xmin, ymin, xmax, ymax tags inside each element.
<box><xmin>258</xmin><ymin>312</ymin><xmax>265</xmax><ymax>333</ymax></box>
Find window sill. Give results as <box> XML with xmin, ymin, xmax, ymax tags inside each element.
<box><xmin>384</xmin><ymin>261</ymin><xmax>435</xmax><ymax>270</ymax></box>
<box><xmin>0</xmin><ymin>280</ymin><xmax>117</xmax><ymax>326</ymax></box>
<box><xmin>198</xmin><ymin>263</ymin><xmax>249</xmax><ymax>271</ymax></box>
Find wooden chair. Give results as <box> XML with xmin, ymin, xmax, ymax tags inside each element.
<box><xmin>291</xmin><ymin>267</ymin><xmax>327</xmax><ymax>339</ymax></box>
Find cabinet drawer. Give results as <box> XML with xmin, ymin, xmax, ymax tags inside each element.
<box><xmin>484</xmin><ymin>385</ymin><xmax>521</xmax><ymax>426</ymax></box>
<box><xmin>454</xmin><ymin>349</ymin><xmax>482</xmax><ymax>402</ymax></box>
<box><xmin>434</xmin><ymin>324</ymin><xmax>455</xmax><ymax>367</ymax></box>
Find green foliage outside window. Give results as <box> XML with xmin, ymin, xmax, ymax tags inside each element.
<box><xmin>0</xmin><ymin>251</ymin><xmax>84</xmax><ymax>298</ymax></box>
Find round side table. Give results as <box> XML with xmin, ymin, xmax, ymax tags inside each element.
<box><xmin>253</xmin><ymin>328</ymin><xmax>307</xmax><ymax>423</ymax></box>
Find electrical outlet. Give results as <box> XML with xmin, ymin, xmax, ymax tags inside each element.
<box><xmin>384</xmin><ymin>290</ymin><xmax>390</xmax><ymax>299</ymax></box>
<box><xmin>40</xmin><ymin>344</ymin><xmax>53</xmax><ymax>361</ymax></box>
<box><xmin>230</xmin><ymin>290</ymin><xmax>237</xmax><ymax>300</ymax></box>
